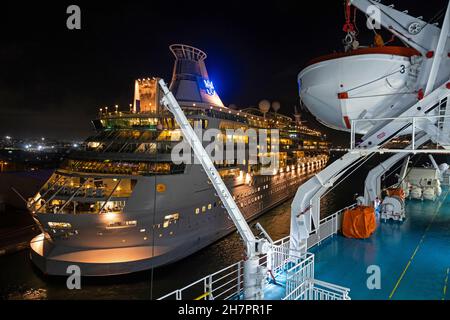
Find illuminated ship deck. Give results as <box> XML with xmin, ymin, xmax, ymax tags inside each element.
<box><xmin>262</xmin><ymin>187</ymin><xmax>450</xmax><ymax>300</ymax></box>
<box><xmin>158</xmin><ymin>186</ymin><xmax>450</xmax><ymax>300</ymax></box>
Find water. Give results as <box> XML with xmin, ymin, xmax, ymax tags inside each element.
<box><xmin>0</xmin><ymin>154</ymin><xmax>380</xmax><ymax>300</ymax></box>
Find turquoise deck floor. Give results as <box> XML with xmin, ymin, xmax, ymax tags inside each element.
<box><xmin>264</xmin><ymin>187</ymin><xmax>450</xmax><ymax>300</ymax></box>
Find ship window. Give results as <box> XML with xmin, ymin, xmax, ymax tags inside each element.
<box><xmin>163</xmin><ymin>213</ymin><xmax>180</xmax><ymax>228</ymax></box>
<box><xmin>48</xmin><ymin>222</ymin><xmax>72</xmax><ymax>229</ymax></box>
<box><xmin>202</xmin><ymin>206</ymin><xmax>206</xmax><ymax>213</ymax></box>
<box><xmin>195</xmin><ymin>208</ymin><xmax>200</xmax><ymax>214</ymax></box>
<box><xmin>126</xmin><ymin>220</ymin><xmax>137</xmax><ymax>226</ymax></box>
<box><xmin>208</xmin><ymin>204</ymin><xmax>212</xmax><ymax>210</ymax></box>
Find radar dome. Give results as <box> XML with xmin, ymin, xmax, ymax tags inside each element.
<box><xmin>258</xmin><ymin>100</ymin><xmax>271</xmax><ymax>114</ymax></box>
<box><xmin>272</xmin><ymin>101</ymin><xmax>281</xmax><ymax>113</ymax></box>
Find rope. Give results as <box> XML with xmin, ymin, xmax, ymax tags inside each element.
<box><xmin>345</xmin><ymin>91</ymin><xmax>417</xmax><ymax>99</ymax></box>
<box><xmin>346</xmin><ymin>65</ymin><xmax>409</xmax><ymax>93</ymax></box>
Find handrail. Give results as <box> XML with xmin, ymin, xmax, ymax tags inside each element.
<box><xmin>157</xmin><ymin>204</ymin><xmax>351</xmax><ymax>300</ymax></box>
<box><xmin>309</xmin><ymin>278</ymin><xmax>351</xmax><ymax>293</ymax></box>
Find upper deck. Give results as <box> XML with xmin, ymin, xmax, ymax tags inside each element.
<box><xmin>310</xmin><ymin>187</ymin><xmax>450</xmax><ymax>300</ymax></box>
<box><xmin>93</xmin><ymin>105</ymin><xmax>323</xmax><ymax>138</ymax></box>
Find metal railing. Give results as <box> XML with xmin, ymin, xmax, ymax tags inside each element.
<box><xmin>283</xmin><ymin>253</ymin><xmax>350</xmax><ymax>300</ymax></box>
<box><xmin>158</xmin><ymin>205</ymin><xmax>353</xmax><ymax>300</ymax></box>
<box><xmin>307</xmin><ymin>204</ymin><xmax>356</xmax><ymax>249</ymax></box>
<box><xmin>350</xmin><ymin>114</ymin><xmax>450</xmax><ymax>153</ymax></box>
<box><xmin>283</xmin><ymin>253</ymin><xmax>315</xmax><ymax>300</ymax></box>
<box><xmin>296</xmin><ymin>279</ymin><xmax>351</xmax><ymax>300</ymax></box>
<box><xmin>157</xmin><ymin>236</ymin><xmax>290</xmax><ymax>301</ymax></box>
<box><xmin>157</xmin><ymin>260</ymin><xmax>244</xmax><ymax>300</ymax></box>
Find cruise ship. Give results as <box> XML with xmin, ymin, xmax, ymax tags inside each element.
<box><xmin>28</xmin><ymin>44</ymin><xmax>329</xmax><ymax>276</ymax></box>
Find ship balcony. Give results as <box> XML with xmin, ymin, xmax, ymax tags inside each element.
<box><xmin>29</xmin><ymin>174</ymin><xmax>134</xmax><ymax>215</ymax></box>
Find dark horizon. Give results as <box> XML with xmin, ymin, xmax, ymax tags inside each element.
<box><xmin>1</xmin><ymin>0</ymin><xmax>446</xmax><ymax>141</ymax></box>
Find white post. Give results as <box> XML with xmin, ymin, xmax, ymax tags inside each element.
<box><xmin>425</xmin><ymin>1</ymin><xmax>450</xmax><ymax>95</ymax></box>
<box><xmin>158</xmin><ymin>79</ymin><xmax>268</xmax><ymax>300</ymax></box>
<box><xmin>243</xmin><ymin>257</ymin><xmax>267</xmax><ymax>300</ymax></box>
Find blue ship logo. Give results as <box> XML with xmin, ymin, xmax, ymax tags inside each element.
<box><xmin>203</xmin><ymin>79</ymin><xmax>215</xmax><ymax>96</ymax></box>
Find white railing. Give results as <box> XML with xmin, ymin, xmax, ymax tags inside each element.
<box><xmin>297</xmin><ymin>279</ymin><xmax>351</xmax><ymax>300</ymax></box>
<box><xmin>350</xmin><ymin>114</ymin><xmax>450</xmax><ymax>153</ymax></box>
<box><xmin>158</xmin><ymin>205</ymin><xmax>353</xmax><ymax>300</ymax></box>
<box><xmin>307</xmin><ymin>203</ymin><xmax>356</xmax><ymax>249</ymax></box>
<box><xmin>283</xmin><ymin>254</ymin><xmax>350</xmax><ymax>301</ymax></box>
<box><xmin>283</xmin><ymin>253</ymin><xmax>315</xmax><ymax>300</ymax></box>
<box><xmin>157</xmin><ymin>260</ymin><xmax>244</xmax><ymax>300</ymax></box>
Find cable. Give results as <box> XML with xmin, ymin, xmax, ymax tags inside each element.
<box><xmin>346</xmin><ymin>65</ymin><xmax>409</xmax><ymax>93</ymax></box>
<box><xmin>346</xmin><ymin>91</ymin><xmax>417</xmax><ymax>99</ymax></box>
<box><xmin>322</xmin><ymin>152</ymin><xmax>377</xmax><ymax>199</ymax></box>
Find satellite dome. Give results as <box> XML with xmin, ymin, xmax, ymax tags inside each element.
<box><xmin>258</xmin><ymin>100</ymin><xmax>271</xmax><ymax>114</ymax></box>
<box><xmin>272</xmin><ymin>101</ymin><xmax>281</xmax><ymax>113</ymax></box>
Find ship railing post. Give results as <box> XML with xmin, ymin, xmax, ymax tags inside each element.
<box><xmin>412</xmin><ymin>117</ymin><xmax>416</xmax><ymax>151</ymax></box>
<box><xmin>204</xmin><ymin>275</ymin><xmax>213</xmax><ymax>300</ymax></box>
<box><xmin>176</xmin><ymin>290</ymin><xmax>182</xmax><ymax>300</ymax></box>
<box><xmin>237</xmin><ymin>261</ymin><xmax>242</xmax><ymax>299</ymax></box>
<box><xmin>350</xmin><ymin>119</ymin><xmax>355</xmax><ymax>149</ymax></box>
<box><xmin>334</xmin><ymin>212</ymin><xmax>338</xmax><ymax>235</ymax></box>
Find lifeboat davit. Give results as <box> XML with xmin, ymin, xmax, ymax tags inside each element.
<box><xmin>298</xmin><ymin>46</ymin><xmax>421</xmax><ymax>134</ymax></box>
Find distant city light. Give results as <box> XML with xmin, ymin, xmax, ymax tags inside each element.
<box><xmin>41</xmin><ymin>137</ymin><xmax>45</xmax><ymax>141</ymax></box>
<box><xmin>73</xmin><ymin>144</ymin><xmax>79</xmax><ymax>148</ymax></box>
<box><xmin>5</xmin><ymin>136</ymin><xmax>11</xmax><ymax>140</ymax></box>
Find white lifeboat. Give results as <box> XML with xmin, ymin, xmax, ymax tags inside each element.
<box><xmin>298</xmin><ymin>46</ymin><xmax>421</xmax><ymax>134</ymax></box>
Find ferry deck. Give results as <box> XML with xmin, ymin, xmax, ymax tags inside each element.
<box><xmin>263</xmin><ymin>187</ymin><xmax>450</xmax><ymax>300</ymax></box>
<box><xmin>160</xmin><ymin>186</ymin><xmax>450</xmax><ymax>301</ymax></box>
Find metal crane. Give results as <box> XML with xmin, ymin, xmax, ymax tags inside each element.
<box><xmin>291</xmin><ymin>0</ymin><xmax>450</xmax><ymax>253</ymax></box>
<box><xmin>158</xmin><ymin>79</ymin><xmax>270</xmax><ymax>300</ymax></box>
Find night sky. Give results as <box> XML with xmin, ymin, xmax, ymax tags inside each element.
<box><xmin>1</xmin><ymin>1</ymin><xmax>447</xmax><ymax>141</ymax></box>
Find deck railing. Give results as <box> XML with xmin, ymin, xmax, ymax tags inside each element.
<box><xmin>307</xmin><ymin>203</ymin><xmax>356</xmax><ymax>249</ymax></box>
<box><xmin>290</xmin><ymin>279</ymin><xmax>351</xmax><ymax>301</ymax></box>
<box><xmin>158</xmin><ymin>205</ymin><xmax>353</xmax><ymax>301</ymax></box>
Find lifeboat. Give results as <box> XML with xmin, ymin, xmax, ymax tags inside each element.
<box><xmin>298</xmin><ymin>46</ymin><xmax>421</xmax><ymax>134</ymax></box>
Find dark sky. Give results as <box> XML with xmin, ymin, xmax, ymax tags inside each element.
<box><xmin>0</xmin><ymin>0</ymin><xmax>447</xmax><ymax>141</ymax></box>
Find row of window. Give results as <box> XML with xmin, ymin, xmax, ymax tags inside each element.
<box><xmin>195</xmin><ymin>203</ymin><xmax>214</xmax><ymax>214</ymax></box>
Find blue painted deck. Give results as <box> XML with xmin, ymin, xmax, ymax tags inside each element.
<box><xmin>264</xmin><ymin>187</ymin><xmax>450</xmax><ymax>300</ymax></box>
<box><xmin>312</xmin><ymin>187</ymin><xmax>450</xmax><ymax>300</ymax></box>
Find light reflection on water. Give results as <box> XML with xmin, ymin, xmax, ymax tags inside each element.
<box><xmin>0</xmin><ymin>159</ymin><xmax>364</xmax><ymax>300</ymax></box>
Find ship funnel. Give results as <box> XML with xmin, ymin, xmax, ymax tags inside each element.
<box><xmin>169</xmin><ymin>44</ymin><xmax>225</xmax><ymax>108</ymax></box>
